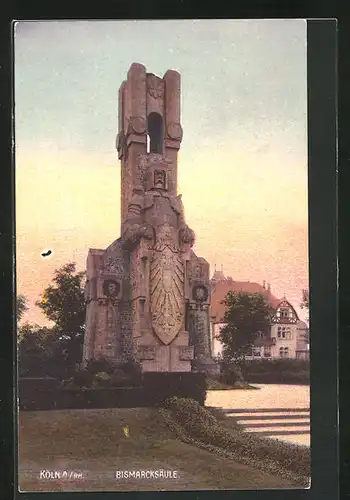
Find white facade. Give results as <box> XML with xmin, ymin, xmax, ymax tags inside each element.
<box><xmin>209</xmin><ymin>273</ymin><xmax>309</xmax><ymax>361</ymax></box>
<box><xmin>210</xmin><ymin>322</ymin><xmax>225</xmax><ymax>358</ymax></box>
<box><xmin>210</xmin><ymin>318</ymin><xmax>309</xmax><ymax>360</ymax></box>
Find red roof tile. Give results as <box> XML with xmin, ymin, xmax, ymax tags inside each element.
<box><xmin>210</xmin><ymin>280</ymin><xmax>282</xmax><ymax>323</ymax></box>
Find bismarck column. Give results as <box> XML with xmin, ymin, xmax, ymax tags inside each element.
<box><xmin>83</xmin><ymin>63</ymin><xmax>219</xmax><ymax>375</ymax></box>
<box><xmin>117</xmin><ymin>63</ymin><xmax>195</xmax><ymax>372</ymax></box>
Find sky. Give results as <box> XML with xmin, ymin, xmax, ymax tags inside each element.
<box><xmin>14</xmin><ymin>19</ymin><xmax>308</xmax><ymax>325</ymax></box>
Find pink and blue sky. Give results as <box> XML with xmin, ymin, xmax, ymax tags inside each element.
<box><xmin>15</xmin><ymin>19</ymin><xmax>308</xmax><ymax>324</ymax></box>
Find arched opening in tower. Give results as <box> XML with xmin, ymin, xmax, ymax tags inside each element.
<box><xmin>147</xmin><ymin>112</ymin><xmax>164</xmax><ymax>154</ymax></box>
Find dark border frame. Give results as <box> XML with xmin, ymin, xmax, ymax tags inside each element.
<box><xmin>307</xmin><ymin>19</ymin><xmax>338</xmax><ymax>499</ymax></box>
<box><xmin>0</xmin><ymin>16</ymin><xmax>338</xmax><ymax>500</ymax></box>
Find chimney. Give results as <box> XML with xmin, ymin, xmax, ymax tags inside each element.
<box><xmin>263</xmin><ymin>280</ymin><xmax>266</xmax><ymax>289</ymax></box>
<box><xmin>268</xmin><ymin>282</ymin><xmax>271</xmax><ymax>292</ymax></box>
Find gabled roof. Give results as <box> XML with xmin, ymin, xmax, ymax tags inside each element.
<box><xmin>211</xmin><ymin>270</ymin><xmax>226</xmax><ymax>282</ymax></box>
<box><xmin>275</xmin><ymin>298</ymin><xmax>298</xmax><ymax>314</ymax></box>
<box><xmin>210</xmin><ymin>279</ymin><xmax>282</xmax><ymax>323</ymax></box>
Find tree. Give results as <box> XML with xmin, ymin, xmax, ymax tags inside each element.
<box><xmin>16</xmin><ymin>294</ymin><xmax>28</xmax><ymax>323</ymax></box>
<box><xmin>18</xmin><ymin>323</ymin><xmax>57</xmax><ymax>377</ymax></box>
<box><xmin>300</xmin><ymin>289</ymin><xmax>309</xmax><ymax>312</ymax></box>
<box><xmin>35</xmin><ymin>262</ymin><xmax>86</xmax><ymax>369</ymax></box>
<box><xmin>300</xmin><ymin>288</ymin><xmax>310</xmax><ymax>341</ymax></box>
<box><xmin>218</xmin><ymin>291</ymin><xmax>275</xmax><ymax>363</ymax></box>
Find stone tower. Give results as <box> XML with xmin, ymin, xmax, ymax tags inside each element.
<box><xmin>82</xmin><ymin>63</ymin><xmax>218</xmax><ymax>374</ymax></box>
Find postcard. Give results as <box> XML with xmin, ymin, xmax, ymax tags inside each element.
<box><xmin>15</xmin><ymin>19</ymin><xmax>312</xmax><ymax>492</ymax></box>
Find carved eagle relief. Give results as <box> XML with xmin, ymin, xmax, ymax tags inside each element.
<box><xmin>150</xmin><ymin>223</ymin><xmax>185</xmax><ymax>344</ymax></box>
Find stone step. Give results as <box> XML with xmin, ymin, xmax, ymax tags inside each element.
<box><xmin>220</xmin><ymin>407</ymin><xmax>310</xmax><ymax>414</ymax></box>
<box><xmin>239</xmin><ymin>420</ymin><xmax>309</xmax><ymax>428</ymax></box>
<box><xmin>245</xmin><ymin>429</ymin><xmax>310</xmax><ymax>436</ymax></box>
<box><xmin>229</xmin><ymin>413</ymin><xmax>310</xmax><ymax>421</ymax></box>
<box><xmin>271</xmin><ymin>434</ymin><xmax>310</xmax><ymax>446</ymax></box>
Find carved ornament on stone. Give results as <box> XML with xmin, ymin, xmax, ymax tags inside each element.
<box><xmin>148</xmin><ymin>75</ymin><xmax>164</xmax><ymax>99</ymax></box>
<box><xmin>167</xmin><ymin>122</ymin><xmax>183</xmax><ymax>141</ymax></box>
<box><xmin>129</xmin><ymin>116</ymin><xmax>146</xmax><ymax>135</ymax></box>
<box><xmin>138</xmin><ymin>346</ymin><xmax>156</xmax><ymax>360</ymax></box>
<box><xmin>104</xmin><ymin>256</ymin><xmax>124</xmax><ymax>275</ymax></box>
<box><xmin>97</xmin><ymin>297</ymin><xmax>119</xmax><ymax>307</ymax></box>
<box><xmin>153</xmin><ymin>169</ymin><xmax>166</xmax><ymax>190</ymax></box>
<box><xmin>116</xmin><ymin>131</ymin><xmax>127</xmax><ymax>158</ymax></box>
<box><xmin>179</xmin><ymin>346</ymin><xmax>194</xmax><ymax>361</ymax></box>
<box><xmin>150</xmin><ymin>223</ymin><xmax>185</xmax><ymax>345</ymax></box>
<box><xmin>179</xmin><ymin>225</ymin><xmax>195</xmax><ymax>246</ymax></box>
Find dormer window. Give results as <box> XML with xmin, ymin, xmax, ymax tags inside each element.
<box><xmin>280</xmin><ymin>308</ymin><xmax>289</xmax><ymax>319</ymax></box>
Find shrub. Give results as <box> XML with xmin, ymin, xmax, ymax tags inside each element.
<box><xmin>63</xmin><ymin>369</ymin><xmax>93</xmax><ymax>388</ymax></box>
<box><xmin>164</xmin><ymin>397</ymin><xmax>310</xmax><ymax>478</ymax></box>
<box><xmin>85</xmin><ymin>358</ymin><xmax>115</xmax><ymax>376</ymax></box>
<box><xmin>19</xmin><ymin>387</ymin><xmax>147</xmax><ymax>410</ymax></box>
<box><xmin>92</xmin><ymin>371</ymin><xmax>111</xmax><ymax>388</ymax></box>
<box><xmin>240</xmin><ymin>359</ymin><xmax>310</xmax><ymax>384</ymax></box>
<box><xmin>142</xmin><ymin>372</ymin><xmax>207</xmax><ymax>406</ymax></box>
<box><xmin>62</xmin><ymin>359</ymin><xmax>142</xmax><ymax>389</ymax></box>
<box><xmin>122</xmin><ymin>360</ymin><xmax>142</xmax><ymax>380</ymax></box>
<box><xmin>219</xmin><ymin>362</ymin><xmax>244</xmax><ymax>385</ymax></box>
<box><xmin>164</xmin><ymin>396</ymin><xmax>217</xmax><ymax>429</ymax></box>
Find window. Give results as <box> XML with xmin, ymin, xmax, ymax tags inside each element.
<box><xmin>147</xmin><ymin>112</ymin><xmax>164</xmax><ymax>153</ymax></box>
<box><xmin>264</xmin><ymin>346</ymin><xmax>271</xmax><ymax>357</ymax></box>
<box><xmin>279</xmin><ymin>347</ymin><xmax>289</xmax><ymax>358</ymax></box>
<box><xmin>277</xmin><ymin>326</ymin><xmax>292</xmax><ymax>339</ymax></box>
<box><xmin>252</xmin><ymin>347</ymin><xmax>261</xmax><ymax>357</ymax></box>
<box><xmin>280</xmin><ymin>308</ymin><xmax>289</xmax><ymax>319</ymax></box>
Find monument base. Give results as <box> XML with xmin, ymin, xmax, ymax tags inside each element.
<box><xmin>137</xmin><ymin>344</ymin><xmax>194</xmax><ymax>372</ymax></box>
<box><xmin>192</xmin><ymin>358</ymin><xmax>220</xmax><ymax>377</ymax></box>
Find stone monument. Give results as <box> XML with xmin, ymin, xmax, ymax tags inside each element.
<box><xmin>82</xmin><ymin>63</ymin><xmax>218</xmax><ymax>375</ymax></box>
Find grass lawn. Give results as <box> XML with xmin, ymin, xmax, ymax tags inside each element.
<box><xmin>18</xmin><ymin>408</ymin><xmax>300</xmax><ymax>492</ymax></box>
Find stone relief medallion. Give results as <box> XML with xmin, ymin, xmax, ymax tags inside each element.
<box><xmin>148</xmin><ymin>75</ymin><xmax>164</xmax><ymax>99</ymax></box>
<box><xmin>192</xmin><ymin>284</ymin><xmax>208</xmax><ymax>302</ymax></box>
<box><xmin>150</xmin><ymin>223</ymin><xmax>185</xmax><ymax>345</ymax></box>
<box><xmin>167</xmin><ymin>122</ymin><xmax>183</xmax><ymax>141</ymax></box>
<box><xmin>103</xmin><ymin>279</ymin><xmax>121</xmax><ymax>298</ymax></box>
<box><xmin>129</xmin><ymin>116</ymin><xmax>146</xmax><ymax>134</ymax></box>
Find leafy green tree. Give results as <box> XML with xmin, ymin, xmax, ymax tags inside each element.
<box><xmin>16</xmin><ymin>294</ymin><xmax>28</xmax><ymax>323</ymax></box>
<box><xmin>35</xmin><ymin>262</ymin><xmax>86</xmax><ymax>370</ymax></box>
<box><xmin>18</xmin><ymin>323</ymin><xmax>57</xmax><ymax>377</ymax></box>
<box><xmin>218</xmin><ymin>291</ymin><xmax>275</xmax><ymax>363</ymax></box>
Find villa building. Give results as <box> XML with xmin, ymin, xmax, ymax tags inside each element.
<box><xmin>209</xmin><ymin>269</ymin><xmax>309</xmax><ymax>360</ymax></box>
